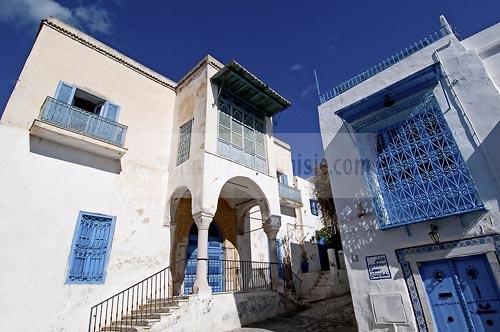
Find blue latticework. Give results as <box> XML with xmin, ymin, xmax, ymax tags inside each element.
<box><xmin>68</xmin><ymin>212</ymin><xmax>115</xmax><ymax>283</ymax></box>
<box><xmin>370</xmin><ymin>95</ymin><xmax>483</xmax><ymax>228</ymax></box>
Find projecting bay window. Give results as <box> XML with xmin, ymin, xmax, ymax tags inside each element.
<box><xmin>217</xmin><ymin>95</ymin><xmax>267</xmax><ymax>172</ymax></box>
<box><xmin>359</xmin><ymin>92</ymin><xmax>484</xmax><ymax>229</ymax></box>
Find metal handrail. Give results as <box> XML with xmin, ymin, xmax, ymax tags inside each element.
<box><xmin>320</xmin><ymin>26</ymin><xmax>452</xmax><ymax>103</ymax></box>
<box><xmin>88</xmin><ymin>259</ymin><xmax>303</xmax><ymax>331</ymax></box>
<box><xmin>88</xmin><ymin>259</ymin><xmax>186</xmax><ymax>332</ymax></box>
<box><xmin>39</xmin><ymin>96</ymin><xmax>127</xmax><ymax>147</ymax></box>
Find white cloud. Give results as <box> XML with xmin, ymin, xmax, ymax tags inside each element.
<box><xmin>0</xmin><ymin>0</ymin><xmax>113</xmax><ymax>35</ymax></box>
<box><xmin>301</xmin><ymin>85</ymin><xmax>314</xmax><ymax>97</ymax></box>
<box><xmin>290</xmin><ymin>63</ymin><xmax>303</xmax><ymax>72</ymax></box>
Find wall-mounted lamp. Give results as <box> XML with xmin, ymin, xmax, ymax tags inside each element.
<box><xmin>356</xmin><ymin>202</ymin><xmax>366</xmax><ymax>217</ymax></box>
<box><xmin>428</xmin><ymin>224</ymin><xmax>440</xmax><ymax>244</ymax></box>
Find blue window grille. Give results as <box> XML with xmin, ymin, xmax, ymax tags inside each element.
<box><xmin>67</xmin><ymin>212</ymin><xmax>116</xmax><ymax>284</ymax></box>
<box><xmin>368</xmin><ymin>94</ymin><xmax>483</xmax><ymax>228</ymax></box>
<box><xmin>176</xmin><ymin>119</ymin><xmax>193</xmax><ymax>165</ymax></box>
<box><xmin>310</xmin><ymin>199</ymin><xmax>319</xmax><ymax>216</ymax></box>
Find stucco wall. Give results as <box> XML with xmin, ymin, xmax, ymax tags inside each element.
<box><xmin>318</xmin><ymin>27</ymin><xmax>500</xmax><ymax>331</ymax></box>
<box><xmin>0</xmin><ymin>20</ymin><xmax>176</xmax><ymax>331</ymax></box>
<box><xmin>150</xmin><ymin>291</ymin><xmax>291</xmax><ymax>332</ymax></box>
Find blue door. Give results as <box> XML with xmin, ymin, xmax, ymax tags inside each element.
<box><xmin>419</xmin><ymin>254</ymin><xmax>500</xmax><ymax>331</ymax></box>
<box><xmin>184</xmin><ymin>223</ymin><xmax>224</xmax><ymax>294</ymax></box>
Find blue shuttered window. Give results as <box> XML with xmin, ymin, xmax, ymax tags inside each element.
<box><xmin>55</xmin><ymin>81</ymin><xmax>76</xmax><ymax>104</ymax></box>
<box><xmin>310</xmin><ymin>199</ymin><xmax>319</xmax><ymax>216</ymax></box>
<box><xmin>67</xmin><ymin>212</ymin><xmax>116</xmax><ymax>284</ymax></box>
<box><xmin>176</xmin><ymin>119</ymin><xmax>193</xmax><ymax>165</ymax></box>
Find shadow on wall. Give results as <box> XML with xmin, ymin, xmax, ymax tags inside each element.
<box><xmin>466</xmin><ymin>121</ymin><xmax>500</xmax><ymax>207</ymax></box>
<box><xmin>232</xmin><ymin>291</ymin><xmax>290</xmax><ymax>328</ymax></box>
<box><xmin>29</xmin><ymin>136</ymin><xmax>122</xmax><ymax>173</ymax></box>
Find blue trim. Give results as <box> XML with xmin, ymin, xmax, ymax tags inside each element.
<box><xmin>396</xmin><ymin>234</ymin><xmax>500</xmax><ymax>332</ymax></box>
<box><xmin>66</xmin><ymin>211</ymin><xmax>116</xmax><ymax>285</ymax></box>
<box><xmin>336</xmin><ymin>64</ymin><xmax>440</xmax><ymax>123</ymax></box>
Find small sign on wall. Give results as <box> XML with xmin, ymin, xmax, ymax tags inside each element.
<box><xmin>366</xmin><ymin>254</ymin><xmax>391</xmax><ymax>280</ymax></box>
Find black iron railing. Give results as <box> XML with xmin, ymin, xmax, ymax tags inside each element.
<box><xmin>89</xmin><ymin>259</ymin><xmax>302</xmax><ymax>331</ymax></box>
<box><xmin>207</xmin><ymin>259</ymin><xmax>273</xmax><ymax>293</ymax></box>
<box><xmin>88</xmin><ymin>259</ymin><xmax>186</xmax><ymax>332</ymax></box>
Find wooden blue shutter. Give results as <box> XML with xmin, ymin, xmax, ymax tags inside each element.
<box><xmin>55</xmin><ymin>81</ymin><xmax>76</xmax><ymax>104</ymax></box>
<box><xmin>68</xmin><ymin>212</ymin><xmax>115</xmax><ymax>284</ymax></box>
<box><xmin>283</xmin><ymin>174</ymin><xmax>289</xmax><ymax>186</ymax></box>
<box><xmin>101</xmin><ymin>101</ymin><xmax>120</xmax><ymax>121</ymax></box>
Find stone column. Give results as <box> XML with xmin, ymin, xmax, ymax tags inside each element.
<box><xmin>263</xmin><ymin>215</ymin><xmax>282</xmax><ymax>291</ymax></box>
<box><xmin>192</xmin><ymin>212</ymin><xmax>213</xmax><ymax>297</ymax></box>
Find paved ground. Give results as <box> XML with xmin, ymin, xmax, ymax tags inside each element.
<box><xmin>232</xmin><ymin>294</ymin><xmax>357</xmax><ymax>332</ymax></box>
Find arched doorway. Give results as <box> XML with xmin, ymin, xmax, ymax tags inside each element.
<box><xmin>184</xmin><ymin>222</ymin><xmax>224</xmax><ymax>294</ymax></box>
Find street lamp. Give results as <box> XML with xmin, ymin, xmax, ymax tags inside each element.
<box><xmin>428</xmin><ymin>224</ymin><xmax>440</xmax><ymax>244</ymax></box>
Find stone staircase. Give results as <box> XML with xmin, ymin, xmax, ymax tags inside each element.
<box><xmin>303</xmin><ymin>271</ymin><xmax>334</xmax><ymax>303</ymax></box>
<box><xmin>98</xmin><ymin>296</ymin><xmax>189</xmax><ymax>331</ymax></box>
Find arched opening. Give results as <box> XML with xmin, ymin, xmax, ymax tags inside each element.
<box><xmin>184</xmin><ymin>222</ymin><xmax>224</xmax><ymax>294</ymax></box>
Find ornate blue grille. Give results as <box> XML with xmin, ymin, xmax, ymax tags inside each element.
<box><xmin>67</xmin><ymin>212</ymin><xmax>115</xmax><ymax>283</ymax></box>
<box><xmin>370</xmin><ymin>95</ymin><xmax>483</xmax><ymax>228</ymax></box>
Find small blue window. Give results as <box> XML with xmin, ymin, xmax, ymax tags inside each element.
<box><xmin>67</xmin><ymin>212</ymin><xmax>116</xmax><ymax>284</ymax></box>
<box><xmin>310</xmin><ymin>199</ymin><xmax>319</xmax><ymax>216</ymax></box>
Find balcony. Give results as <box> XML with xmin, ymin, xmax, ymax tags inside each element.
<box><xmin>278</xmin><ymin>182</ymin><xmax>302</xmax><ymax>207</ymax></box>
<box><xmin>29</xmin><ymin>97</ymin><xmax>127</xmax><ymax>159</ymax></box>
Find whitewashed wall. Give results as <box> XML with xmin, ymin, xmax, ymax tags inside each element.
<box><xmin>318</xmin><ymin>23</ymin><xmax>500</xmax><ymax>331</ymax></box>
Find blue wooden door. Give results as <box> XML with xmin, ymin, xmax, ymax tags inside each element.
<box><xmin>454</xmin><ymin>255</ymin><xmax>500</xmax><ymax>331</ymax></box>
<box><xmin>419</xmin><ymin>254</ymin><xmax>500</xmax><ymax>331</ymax></box>
<box><xmin>184</xmin><ymin>223</ymin><xmax>224</xmax><ymax>294</ymax></box>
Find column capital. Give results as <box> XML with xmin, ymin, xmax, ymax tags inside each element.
<box><xmin>263</xmin><ymin>215</ymin><xmax>281</xmax><ymax>239</ymax></box>
<box><xmin>192</xmin><ymin>211</ymin><xmax>214</xmax><ymax>230</ymax></box>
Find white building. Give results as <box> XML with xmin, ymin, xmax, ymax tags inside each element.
<box><xmin>0</xmin><ymin>18</ymin><xmax>324</xmax><ymax>331</ymax></box>
<box><xmin>318</xmin><ymin>16</ymin><xmax>500</xmax><ymax>331</ymax></box>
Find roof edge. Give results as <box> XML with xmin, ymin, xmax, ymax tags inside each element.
<box><xmin>42</xmin><ymin>17</ymin><xmax>177</xmax><ymax>90</ymax></box>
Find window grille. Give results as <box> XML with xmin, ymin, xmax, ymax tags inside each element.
<box><xmin>217</xmin><ymin>95</ymin><xmax>267</xmax><ymax>172</ymax></box>
<box><xmin>67</xmin><ymin>212</ymin><xmax>115</xmax><ymax>283</ymax></box>
<box><xmin>369</xmin><ymin>95</ymin><xmax>483</xmax><ymax>228</ymax></box>
<box><xmin>176</xmin><ymin>119</ymin><xmax>193</xmax><ymax>165</ymax></box>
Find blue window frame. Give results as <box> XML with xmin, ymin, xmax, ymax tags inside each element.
<box><xmin>67</xmin><ymin>212</ymin><xmax>116</xmax><ymax>284</ymax></box>
<box><xmin>369</xmin><ymin>94</ymin><xmax>483</xmax><ymax>228</ymax></box>
<box><xmin>310</xmin><ymin>199</ymin><xmax>319</xmax><ymax>216</ymax></box>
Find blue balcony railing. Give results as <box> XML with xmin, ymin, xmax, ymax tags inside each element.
<box><xmin>39</xmin><ymin>96</ymin><xmax>127</xmax><ymax>147</ymax></box>
<box><xmin>320</xmin><ymin>26</ymin><xmax>453</xmax><ymax>104</ymax></box>
<box><xmin>278</xmin><ymin>182</ymin><xmax>302</xmax><ymax>205</ymax></box>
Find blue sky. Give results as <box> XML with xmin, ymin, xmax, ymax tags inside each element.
<box><xmin>1</xmin><ymin>0</ymin><xmax>499</xmax><ymax>176</ymax></box>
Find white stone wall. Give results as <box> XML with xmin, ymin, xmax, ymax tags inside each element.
<box><xmin>0</xmin><ymin>19</ymin><xmax>176</xmax><ymax>331</ymax></box>
<box><xmin>318</xmin><ymin>23</ymin><xmax>500</xmax><ymax>331</ymax></box>
<box><xmin>0</xmin><ymin>16</ymin><xmax>325</xmax><ymax>332</ymax></box>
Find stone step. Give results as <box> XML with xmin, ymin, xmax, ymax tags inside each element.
<box><xmin>121</xmin><ymin>313</ymin><xmax>162</xmax><ymax>320</ymax></box>
<box><xmin>131</xmin><ymin>307</ymin><xmax>171</xmax><ymax>315</ymax></box>
<box><xmin>110</xmin><ymin>320</ymin><xmax>150</xmax><ymax>327</ymax></box>
<box><xmin>101</xmin><ymin>325</ymin><xmax>138</xmax><ymax>332</ymax></box>
<box><xmin>139</xmin><ymin>303</ymin><xmax>180</xmax><ymax>310</ymax></box>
